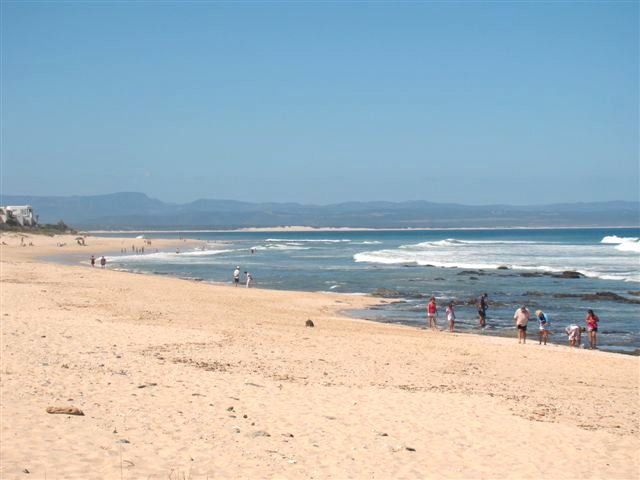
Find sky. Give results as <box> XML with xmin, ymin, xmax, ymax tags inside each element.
<box><xmin>1</xmin><ymin>1</ymin><xmax>638</xmax><ymax>205</ymax></box>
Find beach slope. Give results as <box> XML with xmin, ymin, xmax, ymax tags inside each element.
<box><xmin>1</xmin><ymin>234</ymin><xmax>638</xmax><ymax>479</ymax></box>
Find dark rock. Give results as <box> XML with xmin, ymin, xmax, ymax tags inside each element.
<box><xmin>117</xmin><ymin>439</ymin><xmax>130</xmax><ymax>444</ymax></box>
<box><xmin>406</xmin><ymin>447</ymin><xmax>416</xmax><ymax>452</ymax></box>
<box><xmin>46</xmin><ymin>406</ymin><xmax>84</xmax><ymax>416</ymax></box>
<box><xmin>497</xmin><ymin>265</ymin><xmax>509</xmax><ymax>270</ymax></box>
<box><xmin>371</xmin><ymin>288</ymin><xmax>403</xmax><ymax>298</ymax></box>
<box><xmin>22</xmin><ymin>469</ymin><xmax>29</xmax><ymax>474</ymax></box>
<box><xmin>434</xmin><ymin>277</ymin><xmax>445</xmax><ymax>281</ymax></box>
<box><xmin>305</xmin><ymin>319</ymin><xmax>315</xmax><ymax>327</ymax></box>
<box><xmin>628</xmin><ymin>291</ymin><xmax>640</xmax><ymax>297</ymax></box>
<box><xmin>227</xmin><ymin>406</ymin><xmax>234</xmax><ymax>412</ymax></box>
<box><xmin>520</xmin><ymin>272</ymin><xmax>544</xmax><ymax>278</ymax></box>
<box><xmin>552</xmin><ymin>271</ymin><xmax>585</xmax><ymax>279</ymax></box>
<box><xmin>582</xmin><ymin>292</ymin><xmax>640</xmax><ymax>304</ymax></box>
<box><xmin>553</xmin><ymin>291</ymin><xmax>640</xmax><ymax>304</ymax></box>
<box><xmin>469</xmin><ymin>277</ymin><xmax>479</xmax><ymax>280</ymax></box>
<box><xmin>524</xmin><ymin>291</ymin><xmax>545</xmax><ymax>297</ymax></box>
<box><xmin>458</xmin><ymin>270</ymin><xmax>481</xmax><ymax>275</ymax></box>
<box><xmin>282</xmin><ymin>433</ymin><xmax>294</xmax><ymax>438</ymax></box>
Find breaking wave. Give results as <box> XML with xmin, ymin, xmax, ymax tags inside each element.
<box><xmin>354</xmin><ymin>237</ymin><xmax>640</xmax><ymax>283</ymax></box>
<box><xmin>265</xmin><ymin>238</ymin><xmax>351</xmax><ymax>243</ymax></box>
<box><xmin>107</xmin><ymin>249</ymin><xmax>235</xmax><ymax>262</ymax></box>
<box><xmin>601</xmin><ymin>235</ymin><xmax>639</xmax><ymax>244</ymax></box>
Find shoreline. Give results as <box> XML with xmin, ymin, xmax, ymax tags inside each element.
<box><xmin>1</xmin><ymin>232</ymin><xmax>638</xmax><ymax>478</ymax></box>
<box><xmin>29</xmin><ymin>232</ymin><xmax>640</xmax><ymax>356</ymax></box>
<box><xmin>83</xmin><ymin>225</ymin><xmax>640</xmax><ymax>234</ymax></box>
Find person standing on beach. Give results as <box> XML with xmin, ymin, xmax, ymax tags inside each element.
<box><xmin>536</xmin><ymin>310</ymin><xmax>550</xmax><ymax>345</ymax></box>
<box><xmin>245</xmin><ymin>271</ymin><xmax>253</xmax><ymax>288</ymax></box>
<box><xmin>100</xmin><ymin>256</ymin><xmax>106</xmax><ymax>269</ymax></box>
<box><xmin>427</xmin><ymin>297</ymin><xmax>438</xmax><ymax>329</ymax></box>
<box><xmin>446</xmin><ymin>302</ymin><xmax>456</xmax><ymax>332</ymax></box>
<box><xmin>514</xmin><ymin>305</ymin><xmax>530</xmax><ymax>344</ymax></box>
<box><xmin>586</xmin><ymin>309</ymin><xmax>599</xmax><ymax>349</ymax></box>
<box><xmin>233</xmin><ymin>266</ymin><xmax>240</xmax><ymax>287</ymax></box>
<box><xmin>477</xmin><ymin>293</ymin><xmax>488</xmax><ymax>327</ymax></box>
<box><xmin>90</xmin><ymin>255</ymin><xmax>95</xmax><ymax>267</ymax></box>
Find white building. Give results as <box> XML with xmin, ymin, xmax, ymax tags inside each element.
<box><xmin>0</xmin><ymin>205</ymin><xmax>37</xmax><ymax>226</ymax></box>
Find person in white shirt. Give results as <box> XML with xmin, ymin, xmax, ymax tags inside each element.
<box><xmin>446</xmin><ymin>302</ymin><xmax>456</xmax><ymax>333</ymax></box>
<box><xmin>245</xmin><ymin>271</ymin><xmax>253</xmax><ymax>288</ymax></box>
<box><xmin>513</xmin><ymin>305</ymin><xmax>530</xmax><ymax>344</ymax></box>
<box><xmin>565</xmin><ymin>324</ymin><xmax>585</xmax><ymax>348</ymax></box>
<box><xmin>233</xmin><ymin>267</ymin><xmax>240</xmax><ymax>287</ymax></box>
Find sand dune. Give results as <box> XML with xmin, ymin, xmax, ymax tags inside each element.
<box><xmin>1</xmin><ymin>233</ymin><xmax>638</xmax><ymax>479</ymax></box>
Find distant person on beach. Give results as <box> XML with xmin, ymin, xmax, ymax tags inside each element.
<box><xmin>536</xmin><ymin>310</ymin><xmax>550</xmax><ymax>345</ymax></box>
<box><xmin>233</xmin><ymin>266</ymin><xmax>240</xmax><ymax>287</ymax></box>
<box><xmin>446</xmin><ymin>302</ymin><xmax>456</xmax><ymax>332</ymax></box>
<box><xmin>100</xmin><ymin>256</ymin><xmax>106</xmax><ymax>269</ymax></box>
<box><xmin>90</xmin><ymin>255</ymin><xmax>95</xmax><ymax>267</ymax></box>
<box><xmin>427</xmin><ymin>297</ymin><xmax>438</xmax><ymax>329</ymax></box>
<box><xmin>477</xmin><ymin>293</ymin><xmax>488</xmax><ymax>327</ymax></box>
<box><xmin>245</xmin><ymin>271</ymin><xmax>253</xmax><ymax>288</ymax></box>
<box><xmin>565</xmin><ymin>324</ymin><xmax>585</xmax><ymax>348</ymax></box>
<box><xmin>514</xmin><ymin>305</ymin><xmax>530</xmax><ymax>344</ymax></box>
<box><xmin>586</xmin><ymin>309</ymin><xmax>599</xmax><ymax>349</ymax></box>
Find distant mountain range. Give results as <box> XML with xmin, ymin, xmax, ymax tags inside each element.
<box><xmin>2</xmin><ymin>193</ymin><xmax>638</xmax><ymax>229</ymax></box>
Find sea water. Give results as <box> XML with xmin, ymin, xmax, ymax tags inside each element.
<box><xmin>100</xmin><ymin>228</ymin><xmax>640</xmax><ymax>354</ymax></box>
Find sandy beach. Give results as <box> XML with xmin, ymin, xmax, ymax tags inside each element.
<box><xmin>1</xmin><ymin>233</ymin><xmax>638</xmax><ymax>479</ymax></box>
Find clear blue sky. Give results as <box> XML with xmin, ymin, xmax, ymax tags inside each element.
<box><xmin>2</xmin><ymin>1</ymin><xmax>638</xmax><ymax>205</ymax></box>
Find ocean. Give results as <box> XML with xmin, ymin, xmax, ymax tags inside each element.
<box><xmin>100</xmin><ymin>228</ymin><xmax>640</xmax><ymax>354</ymax></box>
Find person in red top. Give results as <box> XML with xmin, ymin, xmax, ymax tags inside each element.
<box><xmin>586</xmin><ymin>309</ymin><xmax>599</xmax><ymax>349</ymax></box>
<box><xmin>426</xmin><ymin>297</ymin><xmax>438</xmax><ymax>329</ymax></box>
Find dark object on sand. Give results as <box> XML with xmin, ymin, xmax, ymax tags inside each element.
<box><xmin>305</xmin><ymin>319</ymin><xmax>315</xmax><ymax>327</ymax></box>
<box><xmin>46</xmin><ymin>406</ymin><xmax>84</xmax><ymax>416</ymax></box>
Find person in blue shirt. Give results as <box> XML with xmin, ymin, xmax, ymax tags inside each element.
<box><xmin>536</xmin><ymin>310</ymin><xmax>551</xmax><ymax>345</ymax></box>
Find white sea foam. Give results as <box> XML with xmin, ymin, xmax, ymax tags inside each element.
<box><xmin>408</xmin><ymin>239</ymin><xmax>541</xmax><ymax>248</ymax></box>
<box><xmin>108</xmin><ymin>248</ymin><xmax>234</xmax><ymax>262</ymax></box>
<box><xmin>601</xmin><ymin>235</ymin><xmax>639</xmax><ymax>244</ymax></box>
<box><xmin>354</xmin><ymin>237</ymin><xmax>640</xmax><ymax>282</ymax></box>
<box><xmin>252</xmin><ymin>244</ymin><xmax>311</xmax><ymax>251</ymax></box>
<box><xmin>265</xmin><ymin>238</ymin><xmax>351</xmax><ymax>243</ymax></box>
<box><xmin>615</xmin><ymin>241</ymin><xmax>640</xmax><ymax>253</ymax></box>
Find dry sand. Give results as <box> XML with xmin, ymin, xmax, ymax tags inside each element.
<box><xmin>1</xmin><ymin>233</ymin><xmax>638</xmax><ymax>479</ymax></box>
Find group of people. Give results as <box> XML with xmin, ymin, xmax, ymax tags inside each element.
<box><xmin>90</xmin><ymin>255</ymin><xmax>107</xmax><ymax>268</ymax></box>
<box><xmin>233</xmin><ymin>266</ymin><xmax>253</xmax><ymax>288</ymax></box>
<box><xmin>426</xmin><ymin>295</ymin><xmax>601</xmax><ymax>349</ymax></box>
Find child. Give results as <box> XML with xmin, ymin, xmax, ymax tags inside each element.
<box><xmin>426</xmin><ymin>297</ymin><xmax>438</xmax><ymax>329</ymax></box>
<box><xmin>446</xmin><ymin>302</ymin><xmax>456</xmax><ymax>332</ymax></box>
<box><xmin>586</xmin><ymin>309</ymin><xmax>599</xmax><ymax>349</ymax></box>
<box><xmin>536</xmin><ymin>310</ymin><xmax>551</xmax><ymax>345</ymax></box>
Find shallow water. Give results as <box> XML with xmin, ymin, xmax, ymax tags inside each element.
<box><xmin>98</xmin><ymin>227</ymin><xmax>640</xmax><ymax>354</ymax></box>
